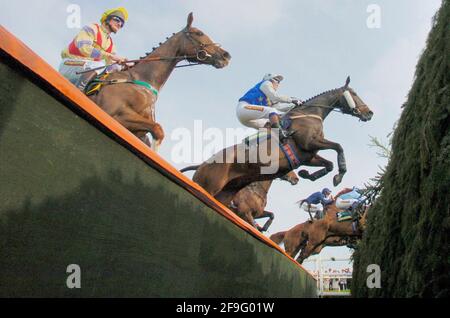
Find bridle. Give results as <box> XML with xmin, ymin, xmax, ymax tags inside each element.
<box><xmin>122</xmin><ymin>28</ymin><xmax>223</xmax><ymax>69</ymax></box>
<box><xmin>180</xmin><ymin>28</ymin><xmax>223</xmax><ymax>64</ymax></box>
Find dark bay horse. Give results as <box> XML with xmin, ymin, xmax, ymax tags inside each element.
<box><xmin>231</xmin><ymin>171</ymin><xmax>299</xmax><ymax>232</ymax></box>
<box><xmin>91</xmin><ymin>13</ymin><xmax>231</xmax><ymax>151</ymax></box>
<box><xmin>187</xmin><ymin>77</ymin><xmax>373</xmax><ymax>205</ymax></box>
<box><xmin>270</xmin><ymin>203</ymin><xmax>368</xmax><ymax>263</ymax></box>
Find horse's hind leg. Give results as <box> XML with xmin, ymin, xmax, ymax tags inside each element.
<box><xmin>255</xmin><ymin>210</ymin><xmax>274</xmax><ymax>232</ymax></box>
<box><xmin>307</xmin><ymin>139</ymin><xmax>347</xmax><ymax>186</ymax></box>
<box><xmin>297</xmin><ymin>154</ymin><xmax>333</xmax><ymax>181</ymax></box>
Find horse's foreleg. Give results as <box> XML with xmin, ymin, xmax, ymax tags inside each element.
<box><xmin>297</xmin><ymin>154</ymin><xmax>334</xmax><ymax>181</ymax></box>
<box><xmin>286</xmin><ymin>230</ymin><xmax>308</xmax><ymax>259</ymax></box>
<box><xmin>115</xmin><ymin>112</ymin><xmax>165</xmax><ymax>150</ymax></box>
<box><xmin>215</xmin><ymin>189</ymin><xmax>238</xmax><ymax>207</ymax></box>
<box><xmin>307</xmin><ymin>139</ymin><xmax>346</xmax><ymax>186</ymax></box>
<box><xmin>296</xmin><ymin>226</ymin><xmax>327</xmax><ymax>263</ymax></box>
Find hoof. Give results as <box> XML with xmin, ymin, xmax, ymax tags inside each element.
<box><xmin>298</xmin><ymin>170</ymin><xmax>309</xmax><ymax>179</ymax></box>
<box><xmin>143</xmin><ymin>133</ymin><xmax>153</xmax><ymax>147</ymax></box>
<box><xmin>151</xmin><ymin>138</ymin><xmax>162</xmax><ymax>152</ymax></box>
<box><xmin>333</xmin><ymin>174</ymin><xmax>343</xmax><ymax>186</ymax></box>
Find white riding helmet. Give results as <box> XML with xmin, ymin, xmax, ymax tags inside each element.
<box><xmin>263</xmin><ymin>73</ymin><xmax>284</xmax><ymax>83</ymax></box>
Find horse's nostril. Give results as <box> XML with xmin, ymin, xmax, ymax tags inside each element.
<box><xmin>223</xmin><ymin>51</ymin><xmax>231</xmax><ymax>59</ymax></box>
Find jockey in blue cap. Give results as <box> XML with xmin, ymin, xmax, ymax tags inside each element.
<box><xmin>297</xmin><ymin>188</ymin><xmax>334</xmax><ymax>221</ymax></box>
<box><xmin>237</xmin><ymin>73</ymin><xmax>303</xmax><ymax>142</ymax></box>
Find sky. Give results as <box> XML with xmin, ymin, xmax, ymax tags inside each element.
<box><xmin>0</xmin><ymin>0</ymin><xmax>442</xmax><ymax>270</ymax></box>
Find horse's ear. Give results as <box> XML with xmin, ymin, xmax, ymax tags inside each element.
<box><xmin>344</xmin><ymin>76</ymin><xmax>351</xmax><ymax>88</ymax></box>
<box><xmin>186</xmin><ymin>12</ymin><xmax>194</xmax><ymax>29</ymax></box>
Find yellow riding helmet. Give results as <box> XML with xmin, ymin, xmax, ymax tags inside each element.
<box><xmin>101</xmin><ymin>7</ymin><xmax>129</xmax><ymax>24</ymax></box>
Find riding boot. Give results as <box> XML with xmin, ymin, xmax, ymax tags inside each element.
<box><xmin>306</xmin><ymin>203</ymin><xmax>314</xmax><ymax>223</ymax></box>
<box><xmin>76</xmin><ymin>71</ymin><xmax>97</xmax><ymax>92</ymax></box>
<box><xmin>351</xmin><ymin>220</ymin><xmax>359</xmax><ymax>234</ymax></box>
<box><xmin>269</xmin><ymin>113</ymin><xmax>291</xmax><ymax>143</ymax></box>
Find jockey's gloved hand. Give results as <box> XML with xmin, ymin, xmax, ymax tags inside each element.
<box><xmin>110</xmin><ymin>54</ymin><xmax>128</xmax><ymax>64</ymax></box>
<box><xmin>292</xmin><ymin>99</ymin><xmax>303</xmax><ymax>106</ymax></box>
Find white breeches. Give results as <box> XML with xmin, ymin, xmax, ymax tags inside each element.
<box><xmin>300</xmin><ymin>202</ymin><xmax>322</xmax><ymax>213</ymax></box>
<box><xmin>58</xmin><ymin>58</ymin><xmax>106</xmax><ymax>84</ymax></box>
<box><xmin>335</xmin><ymin>197</ymin><xmax>359</xmax><ymax>210</ymax></box>
<box><xmin>236</xmin><ymin>101</ymin><xmax>283</xmax><ymax>129</ymax></box>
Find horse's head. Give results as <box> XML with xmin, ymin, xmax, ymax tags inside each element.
<box><xmin>280</xmin><ymin>170</ymin><xmax>299</xmax><ymax>185</ymax></box>
<box><xmin>337</xmin><ymin>76</ymin><xmax>373</xmax><ymax>122</ymax></box>
<box><xmin>180</xmin><ymin>13</ymin><xmax>231</xmax><ymax>68</ymax></box>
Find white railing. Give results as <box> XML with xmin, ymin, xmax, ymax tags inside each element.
<box><xmin>303</xmin><ymin>256</ymin><xmax>352</xmax><ymax>297</ymax></box>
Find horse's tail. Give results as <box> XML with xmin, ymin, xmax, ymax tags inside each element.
<box><xmin>270</xmin><ymin>231</ymin><xmax>286</xmax><ymax>245</ymax></box>
<box><xmin>180</xmin><ymin>165</ymin><xmax>201</xmax><ymax>173</ymax></box>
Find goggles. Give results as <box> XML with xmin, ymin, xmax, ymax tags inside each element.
<box><xmin>110</xmin><ymin>16</ymin><xmax>124</xmax><ymax>27</ymax></box>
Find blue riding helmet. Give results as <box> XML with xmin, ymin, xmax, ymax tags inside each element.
<box><xmin>322</xmin><ymin>188</ymin><xmax>331</xmax><ymax>195</ymax></box>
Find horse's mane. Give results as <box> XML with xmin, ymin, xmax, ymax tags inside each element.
<box><xmin>290</xmin><ymin>87</ymin><xmax>342</xmax><ymax>112</ymax></box>
<box><xmin>304</xmin><ymin>88</ymin><xmax>341</xmax><ymax>103</ymax></box>
<box><xmin>139</xmin><ymin>32</ymin><xmax>178</xmax><ymax>59</ymax></box>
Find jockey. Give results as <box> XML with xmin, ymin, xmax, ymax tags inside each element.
<box><xmin>335</xmin><ymin>186</ymin><xmax>366</xmax><ymax>230</ymax></box>
<box><xmin>298</xmin><ymin>188</ymin><xmax>334</xmax><ymax>221</ymax></box>
<box><xmin>236</xmin><ymin>74</ymin><xmax>303</xmax><ymax>142</ymax></box>
<box><xmin>59</xmin><ymin>7</ymin><xmax>129</xmax><ymax>91</ymax></box>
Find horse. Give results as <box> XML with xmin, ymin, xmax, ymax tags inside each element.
<box><xmin>90</xmin><ymin>13</ymin><xmax>231</xmax><ymax>151</ymax></box>
<box><xmin>230</xmin><ymin>170</ymin><xmax>299</xmax><ymax>232</ymax></box>
<box><xmin>180</xmin><ymin>166</ymin><xmax>299</xmax><ymax>232</ymax></box>
<box><xmin>186</xmin><ymin>77</ymin><xmax>373</xmax><ymax>205</ymax></box>
<box><xmin>270</xmin><ymin>223</ymin><xmax>356</xmax><ymax>261</ymax></box>
<box><xmin>270</xmin><ymin>202</ymin><xmax>368</xmax><ymax>263</ymax></box>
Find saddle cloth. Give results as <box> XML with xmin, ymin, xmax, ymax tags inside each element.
<box><xmin>243</xmin><ymin>130</ymin><xmax>301</xmax><ymax>170</ymax></box>
<box><xmin>336</xmin><ymin>210</ymin><xmax>352</xmax><ymax>222</ymax></box>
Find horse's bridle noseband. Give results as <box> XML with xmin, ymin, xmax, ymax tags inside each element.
<box><xmin>182</xmin><ymin>28</ymin><xmax>222</xmax><ymax>62</ymax></box>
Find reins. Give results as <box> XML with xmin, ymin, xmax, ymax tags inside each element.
<box><xmin>77</xmin><ymin>28</ymin><xmax>220</xmax><ymax>74</ymax></box>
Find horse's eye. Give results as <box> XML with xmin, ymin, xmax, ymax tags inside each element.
<box><xmin>196</xmin><ymin>32</ymin><xmax>204</xmax><ymax>36</ymax></box>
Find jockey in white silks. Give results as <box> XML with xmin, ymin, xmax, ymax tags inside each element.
<box><xmin>335</xmin><ymin>187</ymin><xmax>365</xmax><ymax>211</ymax></box>
<box><xmin>236</xmin><ymin>74</ymin><xmax>303</xmax><ymax>141</ymax></box>
<box><xmin>335</xmin><ymin>186</ymin><xmax>367</xmax><ymax>231</ymax></box>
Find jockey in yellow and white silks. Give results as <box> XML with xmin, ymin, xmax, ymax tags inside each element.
<box><xmin>59</xmin><ymin>7</ymin><xmax>129</xmax><ymax>91</ymax></box>
<box><xmin>237</xmin><ymin>74</ymin><xmax>303</xmax><ymax>140</ymax></box>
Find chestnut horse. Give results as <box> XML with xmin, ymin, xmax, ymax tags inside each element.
<box><xmin>90</xmin><ymin>13</ymin><xmax>231</xmax><ymax>151</ymax></box>
<box><xmin>231</xmin><ymin>170</ymin><xmax>299</xmax><ymax>232</ymax></box>
<box><xmin>270</xmin><ymin>203</ymin><xmax>368</xmax><ymax>263</ymax></box>
<box><xmin>187</xmin><ymin>77</ymin><xmax>373</xmax><ymax>205</ymax></box>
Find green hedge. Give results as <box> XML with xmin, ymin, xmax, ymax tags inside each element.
<box><xmin>352</xmin><ymin>0</ymin><xmax>449</xmax><ymax>298</ymax></box>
